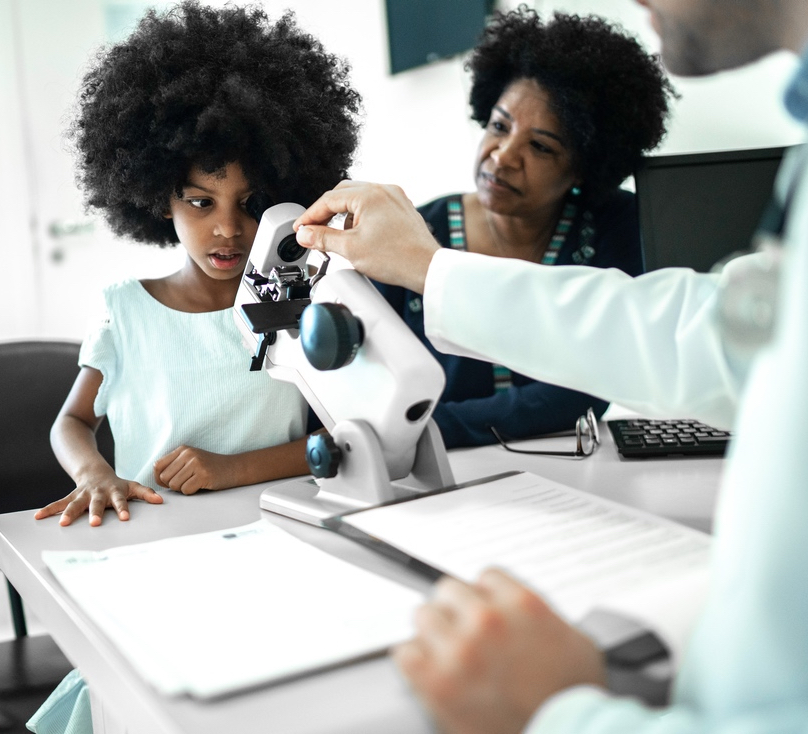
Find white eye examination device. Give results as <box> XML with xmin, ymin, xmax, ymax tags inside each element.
<box><xmin>233</xmin><ymin>202</ymin><xmax>454</xmax><ymax>525</ymax></box>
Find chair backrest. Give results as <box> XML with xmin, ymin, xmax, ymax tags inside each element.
<box><xmin>0</xmin><ymin>339</ymin><xmax>114</xmax><ymax>514</ymax></box>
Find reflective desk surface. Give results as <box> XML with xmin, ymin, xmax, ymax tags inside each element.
<box><xmin>0</xmin><ymin>420</ymin><xmax>724</xmax><ymax>734</ymax></box>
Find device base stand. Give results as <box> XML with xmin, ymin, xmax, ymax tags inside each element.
<box><xmin>260</xmin><ymin>418</ymin><xmax>454</xmax><ymax>526</ymax></box>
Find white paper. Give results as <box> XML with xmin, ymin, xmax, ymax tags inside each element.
<box><xmin>43</xmin><ymin>520</ymin><xmax>424</xmax><ymax>698</ymax></box>
<box><xmin>345</xmin><ymin>472</ymin><xmax>711</xmax><ymax>661</ymax></box>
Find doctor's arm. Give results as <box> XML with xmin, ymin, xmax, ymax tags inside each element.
<box><xmin>296</xmin><ymin>181</ymin><xmax>744</xmax><ymax>429</ymax></box>
<box><xmin>424</xmin><ymin>251</ymin><xmax>742</xmax><ymax>429</ymax></box>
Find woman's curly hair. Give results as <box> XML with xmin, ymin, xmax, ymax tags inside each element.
<box><xmin>69</xmin><ymin>1</ymin><xmax>362</xmax><ymax>245</ymax></box>
<box><xmin>467</xmin><ymin>6</ymin><xmax>676</xmax><ymax>202</ymax></box>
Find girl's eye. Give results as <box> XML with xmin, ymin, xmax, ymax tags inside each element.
<box><xmin>187</xmin><ymin>198</ymin><xmax>212</xmax><ymax>209</ymax></box>
<box><xmin>488</xmin><ymin>120</ymin><xmax>507</xmax><ymax>133</ymax></box>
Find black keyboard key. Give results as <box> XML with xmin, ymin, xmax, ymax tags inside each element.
<box><xmin>608</xmin><ymin>419</ymin><xmax>731</xmax><ymax>458</ymax></box>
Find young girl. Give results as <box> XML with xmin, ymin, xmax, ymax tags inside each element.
<box><xmin>33</xmin><ymin>1</ymin><xmax>361</xmax><ymax>530</ymax></box>
<box><xmin>28</xmin><ymin>3</ymin><xmax>361</xmax><ymax>731</ymax></box>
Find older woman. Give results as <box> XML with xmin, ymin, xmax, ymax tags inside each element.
<box><xmin>375</xmin><ymin>8</ymin><xmax>675</xmax><ymax>448</ymax></box>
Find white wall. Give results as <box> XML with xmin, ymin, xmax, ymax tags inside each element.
<box><xmin>0</xmin><ymin>0</ymin><xmax>37</xmax><ymax>338</ymax></box>
<box><xmin>1</xmin><ymin>0</ymin><xmax>806</xmax><ymax>340</ymax></box>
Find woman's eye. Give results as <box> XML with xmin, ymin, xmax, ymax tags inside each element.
<box><xmin>531</xmin><ymin>141</ymin><xmax>552</xmax><ymax>154</ymax></box>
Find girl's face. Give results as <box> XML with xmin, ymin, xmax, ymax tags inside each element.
<box><xmin>165</xmin><ymin>162</ymin><xmax>258</xmax><ymax>282</ymax></box>
<box><xmin>475</xmin><ymin>78</ymin><xmax>579</xmax><ymax>221</ymax></box>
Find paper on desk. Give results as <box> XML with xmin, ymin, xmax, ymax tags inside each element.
<box><xmin>344</xmin><ymin>471</ymin><xmax>712</xmax><ymax>664</ymax></box>
<box><xmin>42</xmin><ymin>520</ymin><xmax>424</xmax><ymax>698</ymax></box>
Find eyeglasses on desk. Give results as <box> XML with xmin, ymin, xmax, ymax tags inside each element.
<box><xmin>489</xmin><ymin>407</ymin><xmax>600</xmax><ymax>458</ymax></box>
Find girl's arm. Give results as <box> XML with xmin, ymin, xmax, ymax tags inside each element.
<box><xmin>38</xmin><ymin>366</ymin><xmax>162</xmax><ymax>526</ymax></box>
<box><xmin>154</xmin><ymin>436</ymin><xmax>309</xmax><ymax>494</ymax></box>
<box><xmin>153</xmin><ymin>437</ymin><xmax>310</xmax><ymax>495</ymax></box>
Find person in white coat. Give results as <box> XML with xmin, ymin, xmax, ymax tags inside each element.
<box><xmin>291</xmin><ymin>1</ymin><xmax>808</xmax><ymax>732</ymax></box>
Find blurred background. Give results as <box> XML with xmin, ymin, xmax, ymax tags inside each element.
<box><xmin>1</xmin><ymin>0</ymin><xmax>805</xmax><ymax>341</ymax></box>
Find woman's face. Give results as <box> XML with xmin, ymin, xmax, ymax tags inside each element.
<box><xmin>475</xmin><ymin>78</ymin><xmax>579</xmax><ymax>219</ymax></box>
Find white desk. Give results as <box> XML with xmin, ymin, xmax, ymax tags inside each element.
<box><xmin>0</xmin><ymin>427</ymin><xmax>724</xmax><ymax>734</ymax></box>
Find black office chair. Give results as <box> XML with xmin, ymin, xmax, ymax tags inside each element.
<box><xmin>0</xmin><ymin>339</ymin><xmax>114</xmax><ymax>730</ymax></box>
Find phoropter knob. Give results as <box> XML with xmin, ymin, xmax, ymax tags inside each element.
<box><xmin>300</xmin><ymin>302</ymin><xmax>364</xmax><ymax>371</ymax></box>
<box><xmin>306</xmin><ymin>433</ymin><xmax>342</xmax><ymax>478</ymax></box>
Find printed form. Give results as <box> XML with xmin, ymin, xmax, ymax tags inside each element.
<box><xmin>344</xmin><ymin>471</ymin><xmax>711</xmax><ymax>662</ymax></box>
<box><xmin>43</xmin><ymin>520</ymin><xmax>424</xmax><ymax>698</ymax></box>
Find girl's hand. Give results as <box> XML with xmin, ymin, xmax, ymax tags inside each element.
<box><xmin>34</xmin><ymin>475</ymin><xmax>162</xmax><ymax>527</ymax></box>
<box><xmin>153</xmin><ymin>446</ymin><xmax>235</xmax><ymax>495</ymax></box>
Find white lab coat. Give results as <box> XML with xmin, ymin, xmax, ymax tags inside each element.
<box><xmin>422</xmin><ymin>144</ymin><xmax>808</xmax><ymax>731</ymax></box>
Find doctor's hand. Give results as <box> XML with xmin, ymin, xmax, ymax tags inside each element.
<box><xmin>294</xmin><ymin>181</ymin><xmax>440</xmax><ymax>294</ymax></box>
<box><xmin>393</xmin><ymin>568</ymin><xmax>607</xmax><ymax>734</ymax></box>
<box><xmin>34</xmin><ymin>472</ymin><xmax>162</xmax><ymax>527</ymax></box>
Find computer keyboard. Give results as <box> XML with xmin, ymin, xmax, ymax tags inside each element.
<box><xmin>607</xmin><ymin>418</ymin><xmax>731</xmax><ymax>458</ymax></box>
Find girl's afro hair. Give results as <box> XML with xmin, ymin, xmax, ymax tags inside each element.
<box><xmin>467</xmin><ymin>6</ymin><xmax>677</xmax><ymax>201</ymax></box>
<box><xmin>69</xmin><ymin>1</ymin><xmax>362</xmax><ymax>245</ymax></box>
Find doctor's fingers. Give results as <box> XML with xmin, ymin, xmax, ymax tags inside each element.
<box><xmin>294</xmin><ymin>181</ymin><xmax>409</xmax><ymax>230</ymax></box>
<box><xmin>294</xmin><ymin>182</ymin><xmax>420</xmax><ymax>261</ymax></box>
<box><xmin>422</xmin><ymin>575</ymin><xmax>514</xmax><ymax>642</ymax></box>
<box><xmin>296</xmin><ymin>222</ymin><xmax>351</xmax><ymax>260</ymax></box>
<box><xmin>396</xmin><ymin>589</ymin><xmax>507</xmax><ymax>694</ymax></box>
<box><xmin>475</xmin><ymin>568</ymin><xmax>551</xmax><ymax>617</ymax></box>
<box><xmin>397</xmin><ymin>579</ymin><xmax>481</xmax><ymax>660</ymax></box>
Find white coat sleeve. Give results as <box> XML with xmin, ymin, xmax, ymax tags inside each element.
<box><xmin>521</xmin><ymin>154</ymin><xmax>808</xmax><ymax>734</ymax></box>
<box><xmin>423</xmin><ymin>249</ymin><xmax>748</xmax><ymax>429</ymax></box>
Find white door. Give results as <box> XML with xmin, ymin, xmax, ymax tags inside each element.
<box><xmin>0</xmin><ymin>0</ymin><xmax>182</xmax><ymax>341</ymax></box>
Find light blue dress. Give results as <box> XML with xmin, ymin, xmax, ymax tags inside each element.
<box><xmin>82</xmin><ymin>279</ymin><xmax>307</xmax><ymax>490</ymax></box>
<box><xmin>28</xmin><ymin>279</ymin><xmax>308</xmax><ymax>733</ymax></box>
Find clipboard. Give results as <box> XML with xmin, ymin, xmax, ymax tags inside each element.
<box><xmin>327</xmin><ymin>469</ymin><xmax>710</xmax><ymax>671</ymax></box>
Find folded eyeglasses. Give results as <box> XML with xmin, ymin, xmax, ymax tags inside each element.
<box><xmin>489</xmin><ymin>407</ymin><xmax>600</xmax><ymax>458</ymax></box>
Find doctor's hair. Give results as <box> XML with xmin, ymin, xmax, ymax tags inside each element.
<box><xmin>467</xmin><ymin>6</ymin><xmax>676</xmax><ymax>202</ymax></box>
<box><xmin>68</xmin><ymin>1</ymin><xmax>362</xmax><ymax>246</ymax></box>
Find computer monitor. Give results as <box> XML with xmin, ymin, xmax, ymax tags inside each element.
<box><xmin>634</xmin><ymin>146</ymin><xmax>795</xmax><ymax>272</ymax></box>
